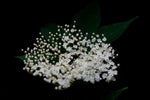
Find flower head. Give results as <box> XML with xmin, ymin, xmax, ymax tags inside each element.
<box><xmin>21</xmin><ymin>20</ymin><xmax>119</xmax><ymax>90</ymax></box>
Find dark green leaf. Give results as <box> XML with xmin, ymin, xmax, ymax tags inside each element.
<box><xmin>15</xmin><ymin>55</ymin><xmax>25</xmax><ymax>60</ymax></box>
<box><xmin>72</xmin><ymin>0</ymin><xmax>101</xmax><ymax>34</ymax></box>
<box><xmin>97</xmin><ymin>17</ymin><xmax>138</xmax><ymax>43</ymax></box>
<box><xmin>40</xmin><ymin>23</ymin><xmax>58</xmax><ymax>40</ymax></box>
<box><xmin>106</xmin><ymin>87</ymin><xmax>128</xmax><ymax>100</ymax></box>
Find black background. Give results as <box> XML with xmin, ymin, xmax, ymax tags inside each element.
<box><xmin>2</xmin><ymin>0</ymin><xmax>142</xmax><ymax>99</ymax></box>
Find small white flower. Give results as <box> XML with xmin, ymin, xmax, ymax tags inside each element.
<box><xmin>70</xmin><ymin>29</ymin><xmax>75</xmax><ymax>33</ymax></box>
<box><xmin>102</xmin><ymin>37</ymin><xmax>107</xmax><ymax>41</ymax></box>
<box><xmin>73</xmin><ymin>25</ymin><xmax>76</xmax><ymax>28</ymax></box>
<box><xmin>63</xmin><ymin>36</ymin><xmax>69</xmax><ymax>41</ymax></box>
<box><xmin>102</xmin><ymin>73</ymin><xmax>108</xmax><ymax>79</ymax></box>
<box><xmin>66</xmin><ymin>47</ymin><xmax>72</xmax><ymax>51</ymax></box>
<box><xmin>94</xmin><ymin>73</ymin><xmax>101</xmax><ymax>82</ymax></box>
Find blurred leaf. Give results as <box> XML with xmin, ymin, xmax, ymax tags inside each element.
<box><xmin>15</xmin><ymin>55</ymin><xmax>25</xmax><ymax>60</ymax></box>
<box><xmin>40</xmin><ymin>23</ymin><xmax>58</xmax><ymax>40</ymax></box>
<box><xmin>72</xmin><ymin>0</ymin><xmax>101</xmax><ymax>34</ymax></box>
<box><xmin>97</xmin><ymin>16</ymin><xmax>138</xmax><ymax>43</ymax></box>
<box><xmin>106</xmin><ymin>87</ymin><xmax>128</xmax><ymax>100</ymax></box>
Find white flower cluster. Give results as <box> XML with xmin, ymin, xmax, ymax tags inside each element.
<box><xmin>22</xmin><ymin>21</ymin><xmax>119</xmax><ymax>90</ymax></box>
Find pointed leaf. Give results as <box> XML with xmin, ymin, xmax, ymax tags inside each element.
<box><xmin>97</xmin><ymin>17</ymin><xmax>138</xmax><ymax>43</ymax></box>
<box><xmin>72</xmin><ymin>0</ymin><xmax>101</xmax><ymax>34</ymax></box>
<box><xmin>40</xmin><ymin>23</ymin><xmax>58</xmax><ymax>40</ymax></box>
<box><xmin>106</xmin><ymin>87</ymin><xmax>128</xmax><ymax>100</ymax></box>
<box><xmin>15</xmin><ymin>55</ymin><xmax>25</xmax><ymax>60</ymax></box>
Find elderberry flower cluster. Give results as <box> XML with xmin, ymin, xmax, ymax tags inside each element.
<box><xmin>21</xmin><ymin>21</ymin><xmax>119</xmax><ymax>90</ymax></box>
